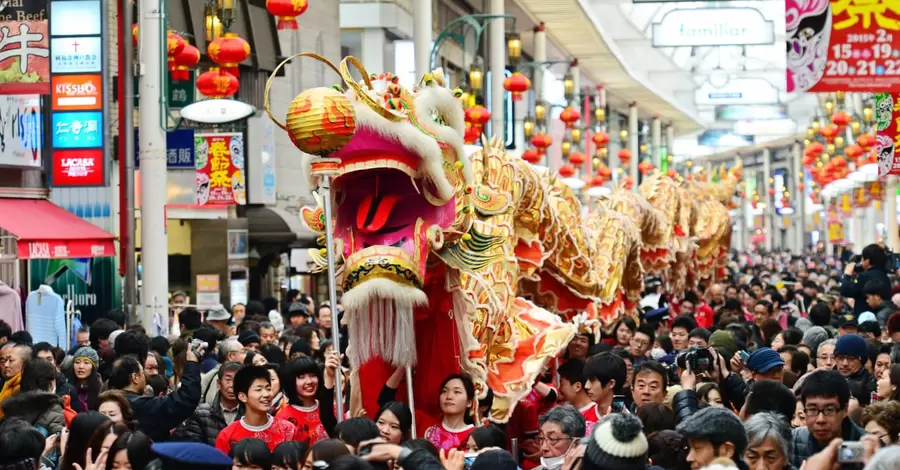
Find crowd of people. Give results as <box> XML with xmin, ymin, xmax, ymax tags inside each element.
<box><xmin>2</xmin><ymin>247</ymin><xmax>900</xmax><ymax>470</ymax></box>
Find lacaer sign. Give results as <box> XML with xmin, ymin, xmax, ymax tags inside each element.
<box><xmin>52</xmin><ymin>149</ymin><xmax>104</xmax><ymax>186</ymax></box>
<box><xmin>652</xmin><ymin>7</ymin><xmax>775</xmax><ymax>47</ymax></box>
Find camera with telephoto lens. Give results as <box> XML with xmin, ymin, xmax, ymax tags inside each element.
<box><xmin>676</xmin><ymin>347</ymin><xmax>713</xmax><ymax>373</ymax></box>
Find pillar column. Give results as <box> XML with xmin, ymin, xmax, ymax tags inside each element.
<box><xmin>792</xmin><ymin>142</ymin><xmax>806</xmax><ymax>252</ymax></box>
<box><xmin>651</xmin><ymin>117</ymin><xmax>662</xmax><ymax>168</ymax></box>
<box><xmin>628</xmin><ymin>104</ymin><xmax>639</xmax><ymax>191</ymax></box>
<box><xmin>887</xmin><ymin>176</ymin><xmax>899</xmax><ymax>251</ymax></box>
<box><xmin>362</xmin><ymin>29</ymin><xmax>386</xmax><ymax>74</ymax></box>
<box><xmin>762</xmin><ymin>148</ymin><xmax>773</xmax><ymax>252</ymax></box>
<box><xmin>533</xmin><ymin>23</ymin><xmax>545</xmax><ymax>107</ymax></box>
<box><xmin>609</xmin><ymin>114</ymin><xmax>621</xmax><ymax>180</ymax></box>
<box><xmin>414</xmin><ymin>0</ymin><xmax>432</xmax><ymax>77</ymax></box>
<box><xmin>489</xmin><ymin>0</ymin><xmax>505</xmax><ymax>143</ymax></box>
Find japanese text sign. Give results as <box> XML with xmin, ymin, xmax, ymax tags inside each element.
<box><xmin>52</xmin><ymin>111</ymin><xmax>102</xmax><ymax>149</ymax></box>
<box><xmin>873</xmin><ymin>92</ymin><xmax>900</xmax><ymax>176</ymax></box>
<box><xmin>50</xmin><ymin>37</ymin><xmax>101</xmax><ymax>73</ymax></box>
<box><xmin>52</xmin><ymin>149</ymin><xmax>104</xmax><ymax>186</ymax></box>
<box><xmin>195</xmin><ymin>133</ymin><xmax>246</xmax><ymax>206</ymax></box>
<box><xmin>787</xmin><ymin>0</ymin><xmax>900</xmax><ymax>92</ymax></box>
<box><xmin>0</xmin><ymin>1</ymin><xmax>50</xmax><ymax>94</ymax></box>
<box><xmin>134</xmin><ymin>129</ymin><xmax>195</xmax><ymax>169</ymax></box>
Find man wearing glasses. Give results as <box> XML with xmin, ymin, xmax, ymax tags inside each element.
<box><xmin>791</xmin><ymin>370</ymin><xmax>865</xmax><ymax>469</ymax></box>
<box><xmin>535</xmin><ymin>405</ymin><xmax>586</xmax><ymax>470</ymax></box>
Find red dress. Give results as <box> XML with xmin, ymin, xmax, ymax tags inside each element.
<box><xmin>580</xmin><ymin>402</ymin><xmax>601</xmax><ymax>436</ymax></box>
<box><xmin>216</xmin><ymin>416</ymin><xmax>296</xmax><ymax>454</ymax></box>
<box><xmin>275</xmin><ymin>401</ymin><xmax>329</xmax><ymax>445</ymax></box>
<box><xmin>424</xmin><ymin>421</ymin><xmax>475</xmax><ymax>451</ymax></box>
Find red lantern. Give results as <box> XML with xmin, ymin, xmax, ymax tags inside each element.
<box><xmin>167</xmin><ymin>31</ymin><xmax>186</xmax><ymax>74</ymax></box>
<box><xmin>590</xmin><ymin>174</ymin><xmax>606</xmax><ymax>187</ymax></box>
<box><xmin>858</xmin><ymin>133</ymin><xmax>876</xmax><ymax>150</ymax></box>
<box><xmin>592</xmin><ymin>131</ymin><xmax>610</xmax><ymax>148</ymax></box>
<box><xmin>845</xmin><ymin>144</ymin><xmax>863</xmax><ymax>160</ymax></box>
<box><xmin>820</xmin><ymin>124</ymin><xmax>839</xmax><ymax>141</ymax></box>
<box><xmin>559</xmin><ymin>107</ymin><xmax>581</xmax><ymax>128</ymax></box>
<box><xmin>622</xmin><ymin>176</ymin><xmax>634</xmax><ymax>190</ymax></box>
<box><xmin>132</xmin><ymin>24</ymin><xmax>139</xmax><ymax>47</ymax></box>
<box><xmin>831</xmin><ymin>155</ymin><xmax>847</xmax><ymax>168</ymax></box>
<box><xmin>172</xmin><ymin>43</ymin><xmax>201</xmax><ymax>81</ymax></box>
<box><xmin>798</xmin><ymin>182</ymin><xmax>805</xmax><ymax>192</ymax></box>
<box><xmin>618</xmin><ymin>148</ymin><xmax>632</xmax><ymax>165</ymax></box>
<box><xmin>266</xmin><ymin>0</ymin><xmax>309</xmax><ymax>30</ymax></box>
<box><xmin>805</xmin><ymin>141</ymin><xmax>825</xmax><ymax>157</ymax></box>
<box><xmin>464</xmin><ymin>126</ymin><xmax>481</xmax><ymax>145</ymax></box>
<box><xmin>638</xmin><ymin>161</ymin><xmax>653</xmax><ymax>175</ymax></box>
<box><xmin>465</xmin><ymin>106</ymin><xmax>491</xmax><ymax>127</ymax></box>
<box><xmin>666</xmin><ymin>168</ymin><xmax>678</xmax><ymax>178</ymax></box>
<box><xmin>522</xmin><ymin>148</ymin><xmax>541</xmax><ymax>164</ymax></box>
<box><xmin>207</xmin><ymin>32</ymin><xmax>251</xmax><ymax>78</ymax></box>
<box><xmin>531</xmin><ymin>133</ymin><xmax>552</xmax><ymax>154</ymax></box>
<box><xmin>768</xmin><ymin>188</ymin><xmax>775</xmax><ymax>197</ymax></box>
<box><xmin>831</xmin><ymin>111</ymin><xmax>851</xmax><ymax>128</ymax></box>
<box><xmin>802</xmin><ymin>153</ymin><xmax>817</xmax><ymax>167</ymax></box>
<box><xmin>559</xmin><ymin>164</ymin><xmax>576</xmax><ymax>178</ymax></box>
<box><xmin>503</xmin><ymin>72</ymin><xmax>531</xmax><ymax>101</ymax></box>
<box><xmin>196</xmin><ymin>68</ymin><xmax>240</xmax><ymax>99</ymax></box>
<box><xmin>569</xmin><ymin>151</ymin><xmax>586</xmax><ymax>165</ymax></box>
<box><xmin>598</xmin><ymin>166</ymin><xmax>612</xmax><ymax>180</ymax></box>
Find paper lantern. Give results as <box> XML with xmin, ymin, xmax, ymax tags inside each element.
<box><xmin>592</xmin><ymin>131</ymin><xmax>610</xmax><ymax>148</ymax></box>
<box><xmin>266</xmin><ymin>0</ymin><xmax>309</xmax><ymax>30</ymax></box>
<box><xmin>569</xmin><ymin>151</ymin><xmax>586</xmax><ymax>165</ymax></box>
<box><xmin>820</xmin><ymin>124</ymin><xmax>839</xmax><ymax>141</ymax></box>
<box><xmin>622</xmin><ymin>176</ymin><xmax>634</xmax><ymax>190</ymax></box>
<box><xmin>503</xmin><ymin>72</ymin><xmax>531</xmax><ymax>101</ymax></box>
<box><xmin>832</xmin><ymin>111</ymin><xmax>851</xmax><ymax>128</ymax></box>
<box><xmin>196</xmin><ymin>68</ymin><xmax>240</xmax><ymax>99</ymax></box>
<box><xmin>522</xmin><ymin>148</ymin><xmax>541</xmax><ymax>164</ymax></box>
<box><xmin>666</xmin><ymin>168</ymin><xmax>678</xmax><ymax>178</ymax></box>
<box><xmin>831</xmin><ymin>155</ymin><xmax>847</xmax><ymax>168</ymax></box>
<box><xmin>531</xmin><ymin>133</ymin><xmax>552</xmax><ymax>154</ymax></box>
<box><xmin>618</xmin><ymin>148</ymin><xmax>632</xmax><ymax>164</ymax></box>
<box><xmin>465</xmin><ymin>106</ymin><xmax>491</xmax><ymax>127</ymax></box>
<box><xmin>845</xmin><ymin>144</ymin><xmax>863</xmax><ymax>160</ymax></box>
<box><xmin>167</xmin><ymin>31</ymin><xmax>186</xmax><ymax>73</ymax></box>
<box><xmin>858</xmin><ymin>133</ymin><xmax>876</xmax><ymax>150</ymax></box>
<box><xmin>805</xmin><ymin>141</ymin><xmax>825</xmax><ymax>157</ymax></box>
<box><xmin>172</xmin><ymin>43</ymin><xmax>200</xmax><ymax>81</ymax></box>
<box><xmin>638</xmin><ymin>161</ymin><xmax>653</xmax><ymax>175</ymax></box>
<box><xmin>559</xmin><ymin>107</ymin><xmax>581</xmax><ymax>128</ymax></box>
<box><xmin>280</xmin><ymin>86</ymin><xmax>357</xmax><ymax>156</ymax></box>
<box><xmin>598</xmin><ymin>166</ymin><xmax>612</xmax><ymax>180</ymax></box>
<box><xmin>464</xmin><ymin>126</ymin><xmax>481</xmax><ymax>145</ymax></box>
<box><xmin>559</xmin><ymin>164</ymin><xmax>576</xmax><ymax>178</ymax></box>
<box><xmin>590</xmin><ymin>174</ymin><xmax>606</xmax><ymax>187</ymax></box>
<box><xmin>207</xmin><ymin>32</ymin><xmax>251</xmax><ymax>78</ymax></box>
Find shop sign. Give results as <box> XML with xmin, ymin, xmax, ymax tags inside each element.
<box><xmin>873</xmin><ymin>92</ymin><xmax>900</xmax><ymax>176</ymax></box>
<box><xmin>180</xmin><ymin>98</ymin><xmax>254</xmax><ymax>124</ymax></box>
<box><xmin>0</xmin><ymin>94</ymin><xmax>42</xmax><ymax>168</ymax></box>
<box><xmin>49</xmin><ymin>1</ymin><xmax>101</xmax><ymax>37</ymax></box>
<box><xmin>196</xmin><ymin>274</ymin><xmax>220</xmax><ymax>309</ymax></box>
<box><xmin>51</xmin><ymin>111</ymin><xmax>102</xmax><ymax>148</ymax></box>
<box><xmin>715</xmin><ymin>104</ymin><xmax>788</xmax><ymax>121</ymax></box>
<box><xmin>134</xmin><ymin>128</ymin><xmax>195</xmax><ymax>169</ymax></box>
<box><xmin>698</xmin><ymin>129</ymin><xmax>755</xmax><ymax>147</ymax></box>
<box><xmin>695</xmin><ymin>78</ymin><xmax>780</xmax><ymax>105</ymax></box>
<box><xmin>195</xmin><ymin>133</ymin><xmax>246</xmax><ymax>206</ymax></box>
<box><xmin>652</xmin><ymin>8</ymin><xmax>775</xmax><ymax>47</ymax></box>
<box><xmin>786</xmin><ymin>0</ymin><xmax>900</xmax><ymax>92</ymax></box>
<box><xmin>52</xmin><ymin>149</ymin><xmax>104</xmax><ymax>186</ymax></box>
<box><xmin>51</xmin><ymin>74</ymin><xmax>102</xmax><ymax>111</ymax></box>
<box><xmin>0</xmin><ymin>1</ymin><xmax>50</xmax><ymax>94</ymax></box>
<box><xmin>50</xmin><ymin>36</ymin><xmax>101</xmax><ymax>73</ymax></box>
<box><xmin>133</xmin><ymin>74</ymin><xmax>196</xmax><ymax>109</ymax></box>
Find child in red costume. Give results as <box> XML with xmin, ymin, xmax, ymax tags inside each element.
<box><xmin>275</xmin><ymin>353</ymin><xmax>340</xmax><ymax>444</ymax></box>
<box><xmin>423</xmin><ymin>374</ymin><xmax>476</xmax><ymax>451</ymax></box>
<box><xmin>216</xmin><ymin>365</ymin><xmax>296</xmax><ymax>454</ymax></box>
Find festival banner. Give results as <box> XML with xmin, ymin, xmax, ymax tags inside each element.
<box><xmin>873</xmin><ymin>92</ymin><xmax>900</xmax><ymax>176</ymax></box>
<box><xmin>0</xmin><ymin>1</ymin><xmax>50</xmax><ymax>94</ymax></box>
<box><xmin>195</xmin><ymin>133</ymin><xmax>246</xmax><ymax>206</ymax></box>
<box><xmin>787</xmin><ymin>0</ymin><xmax>900</xmax><ymax>93</ymax></box>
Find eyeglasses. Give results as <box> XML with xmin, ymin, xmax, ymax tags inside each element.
<box><xmin>536</xmin><ymin>435</ymin><xmax>573</xmax><ymax>445</ymax></box>
<box><xmin>804</xmin><ymin>406</ymin><xmax>841</xmax><ymax>417</ymax></box>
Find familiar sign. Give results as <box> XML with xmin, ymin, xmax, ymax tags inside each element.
<box><xmin>652</xmin><ymin>8</ymin><xmax>775</xmax><ymax>47</ymax></box>
<box><xmin>52</xmin><ymin>74</ymin><xmax>102</xmax><ymax>111</ymax></box>
<box><xmin>51</xmin><ymin>149</ymin><xmax>105</xmax><ymax>186</ymax></box>
<box><xmin>134</xmin><ymin>128</ymin><xmax>195</xmax><ymax>168</ymax></box>
<box><xmin>0</xmin><ymin>1</ymin><xmax>50</xmax><ymax>94</ymax></box>
<box><xmin>50</xmin><ymin>36</ymin><xmax>101</xmax><ymax>73</ymax></box>
<box><xmin>0</xmin><ymin>94</ymin><xmax>43</xmax><ymax>168</ymax></box>
<box><xmin>786</xmin><ymin>0</ymin><xmax>900</xmax><ymax>92</ymax></box>
<box><xmin>51</xmin><ymin>111</ymin><xmax>102</xmax><ymax>148</ymax></box>
<box><xmin>49</xmin><ymin>1</ymin><xmax>101</xmax><ymax>37</ymax></box>
<box><xmin>195</xmin><ymin>133</ymin><xmax>246</xmax><ymax>206</ymax></box>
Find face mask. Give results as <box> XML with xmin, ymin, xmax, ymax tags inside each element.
<box><xmin>540</xmin><ymin>455</ymin><xmax>566</xmax><ymax>470</ymax></box>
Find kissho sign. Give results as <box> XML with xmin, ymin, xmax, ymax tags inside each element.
<box><xmin>652</xmin><ymin>7</ymin><xmax>775</xmax><ymax>47</ymax></box>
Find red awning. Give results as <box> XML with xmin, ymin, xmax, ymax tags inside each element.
<box><xmin>0</xmin><ymin>199</ymin><xmax>116</xmax><ymax>259</ymax></box>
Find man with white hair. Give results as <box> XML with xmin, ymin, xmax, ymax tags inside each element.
<box><xmin>201</xmin><ymin>338</ymin><xmax>246</xmax><ymax>404</ymax></box>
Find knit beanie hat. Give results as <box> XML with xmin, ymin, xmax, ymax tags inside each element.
<box><xmin>834</xmin><ymin>334</ymin><xmax>868</xmax><ymax>363</ymax></box>
<box><xmin>801</xmin><ymin>326</ymin><xmax>829</xmax><ymax>353</ymax></box>
<box><xmin>708</xmin><ymin>330</ymin><xmax>738</xmax><ymax>358</ymax></box>
<box><xmin>74</xmin><ymin>346</ymin><xmax>100</xmax><ymax>369</ymax></box>
<box><xmin>584</xmin><ymin>412</ymin><xmax>648</xmax><ymax>470</ymax></box>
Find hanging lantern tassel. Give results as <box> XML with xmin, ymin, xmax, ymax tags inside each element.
<box><xmin>266</xmin><ymin>0</ymin><xmax>309</xmax><ymax>30</ymax></box>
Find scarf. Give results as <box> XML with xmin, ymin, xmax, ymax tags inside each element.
<box><xmin>0</xmin><ymin>373</ymin><xmax>22</xmax><ymax>418</ymax></box>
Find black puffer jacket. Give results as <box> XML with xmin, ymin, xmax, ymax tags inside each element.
<box><xmin>0</xmin><ymin>391</ymin><xmax>66</xmax><ymax>434</ymax></box>
<box><xmin>173</xmin><ymin>394</ymin><xmax>239</xmax><ymax>446</ymax></box>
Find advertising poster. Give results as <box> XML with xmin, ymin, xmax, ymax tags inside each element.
<box><xmin>0</xmin><ymin>94</ymin><xmax>42</xmax><ymax>167</ymax></box>
<box><xmin>873</xmin><ymin>92</ymin><xmax>900</xmax><ymax>176</ymax></box>
<box><xmin>787</xmin><ymin>0</ymin><xmax>900</xmax><ymax>92</ymax></box>
<box><xmin>0</xmin><ymin>1</ymin><xmax>50</xmax><ymax>94</ymax></box>
<box><xmin>195</xmin><ymin>133</ymin><xmax>246</xmax><ymax>206</ymax></box>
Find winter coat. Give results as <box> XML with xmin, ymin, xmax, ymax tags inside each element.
<box><xmin>174</xmin><ymin>394</ymin><xmax>240</xmax><ymax>446</ymax></box>
<box><xmin>124</xmin><ymin>360</ymin><xmax>202</xmax><ymax>441</ymax></box>
<box><xmin>791</xmin><ymin>418</ymin><xmax>865</xmax><ymax>469</ymax></box>
<box><xmin>0</xmin><ymin>391</ymin><xmax>66</xmax><ymax>434</ymax></box>
<box><xmin>0</xmin><ymin>372</ymin><xmax>22</xmax><ymax>417</ymax></box>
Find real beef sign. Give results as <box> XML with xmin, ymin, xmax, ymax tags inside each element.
<box><xmin>0</xmin><ymin>1</ymin><xmax>50</xmax><ymax>94</ymax></box>
<box><xmin>195</xmin><ymin>133</ymin><xmax>246</xmax><ymax>206</ymax></box>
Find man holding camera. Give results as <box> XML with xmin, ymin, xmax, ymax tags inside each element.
<box><xmin>841</xmin><ymin>244</ymin><xmax>892</xmax><ymax>318</ymax></box>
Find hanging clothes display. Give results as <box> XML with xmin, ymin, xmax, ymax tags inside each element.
<box><xmin>0</xmin><ymin>281</ymin><xmax>23</xmax><ymax>333</ymax></box>
<box><xmin>25</xmin><ymin>285</ymin><xmax>67</xmax><ymax>347</ymax></box>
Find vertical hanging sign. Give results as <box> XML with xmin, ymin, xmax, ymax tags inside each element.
<box><xmin>48</xmin><ymin>0</ymin><xmax>106</xmax><ymax>187</ymax></box>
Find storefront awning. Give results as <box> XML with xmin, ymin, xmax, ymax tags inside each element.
<box><xmin>247</xmin><ymin>206</ymin><xmax>318</xmax><ymax>246</ymax></box>
<box><xmin>0</xmin><ymin>199</ymin><xmax>116</xmax><ymax>259</ymax></box>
